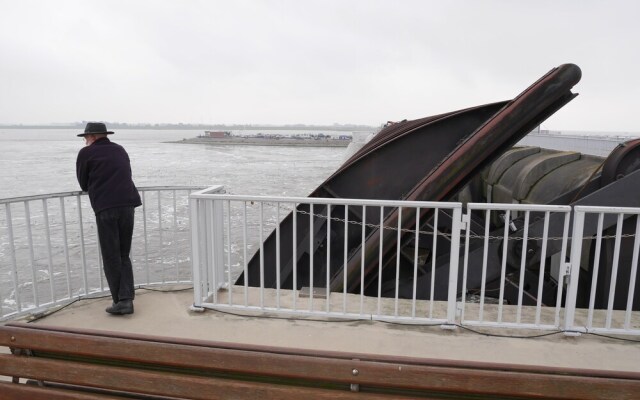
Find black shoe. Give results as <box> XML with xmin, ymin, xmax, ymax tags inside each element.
<box><xmin>106</xmin><ymin>300</ymin><xmax>134</xmax><ymax>315</ymax></box>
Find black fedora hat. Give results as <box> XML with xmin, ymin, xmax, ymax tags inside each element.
<box><xmin>77</xmin><ymin>122</ymin><xmax>114</xmax><ymax>137</ymax></box>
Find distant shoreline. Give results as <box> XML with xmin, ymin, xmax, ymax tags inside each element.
<box><xmin>0</xmin><ymin>123</ymin><xmax>376</xmax><ymax>132</ymax></box>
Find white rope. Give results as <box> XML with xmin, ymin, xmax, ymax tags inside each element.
<box><xmin>293</xmin><ymin>209</ymin><xmax>636</xmax><ymax>241</ymax></box>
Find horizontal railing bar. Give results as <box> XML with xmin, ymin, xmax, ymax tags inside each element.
<box><xmin>540</xmin><ymin>324</ymin><xmax>640</xmax><ymax>336</ymax></box>
<box><xmin>191</xmin><ymin>193</ymin><xmax>462</xmax><ymax>209</ymax></box>
<box><xmin>468</xmin><ymin>203</ymin><xmax>572</xmax><ymax>212</ymax></box>
<box><xmin>137</xmin><ymin>186</ymin><xmax>207</xmax><ymax>192</ymax></box>
<box><xmin>206</xmin><ymin>303</ymin><xmax>450</xmax><ymax>324</ymax></box>
<box><xmin>582</xmin><ymin>327</ymin><xmax>640</xmax><ymax>336</ymax></box>
<box><xmin>371</xmin><ymin>316</ymin><xmax>448</xmax><ymax>324</ymax></box>
<box><xmin>201</xmin><ymin>303</ymin><xmax>373</xmax><ymax>320</ymax></box>
<box><xmin>0</xmin><ymin>191</ymin><xmax>85</xmax><ymax>204</ymax></box>
<box><xmin>462</xmin><ymin>321</ymin><xmax>560</xmax><ymax>330</ymax></box>
<box><xmin>574</xmin><ymin>205</ymin><xmax>640</xmax><ymax>214</ymax></box>
<box><xmin>0</xmin><ymin>186</ymin><xmax>206</xmax><ymax>204</ymax></box>
<box><xmin>139</xmin><ymin>281</ymin><xmax>192</xmax><ymax>288</ymax></box>
<box><xmin>190</xmin><ymin>185</ymin><xmax>226</xmax><ymax>196</ymax></box>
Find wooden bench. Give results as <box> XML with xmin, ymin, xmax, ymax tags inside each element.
<box><xmin>1</xmin><ymin>322</ymin><xmax>639</xmax><ymax>399</ymax></box>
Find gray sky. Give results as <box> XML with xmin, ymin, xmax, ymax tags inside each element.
<box><xmin>1</xmin><ymin>0</ymin><xmax>639</xmax><ymax>132</ymax></box>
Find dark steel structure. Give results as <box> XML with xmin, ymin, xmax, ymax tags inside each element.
<box><xmin>237</xmin><ymin>63</ymin><xmax>640</xmax><ymax>310</ymax></box>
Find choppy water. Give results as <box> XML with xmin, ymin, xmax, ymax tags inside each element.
<box><xmin>0</xmin><ymin>128</ymin><xmax>354</xmax><ymax>198</ymax></box>
<box><xmin>0</xmin><ymin>128</ymin><xmax>357</xmax><ymax>316</ymax></box>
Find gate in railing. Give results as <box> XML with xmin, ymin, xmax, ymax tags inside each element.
<box><xmin>459</xmin><ymin>203</ymin><xmax>573</xmax><ymax>331</ymax></box>
<box><xmin>565</xmin><ymin>206</ymin><xmax>640</xmax><ymax>335</ymax></box>
<box><xmin>191</xmin><ymin>188</ymin><xmax>640</xmax><ymax>336</ymax></box>
<box><xmin>190</xmin><ymin>188</ymin><xmax>462</xmax><ymax>324</ymax></box>
<box><xmin>0</xmin><ymin>186</ymin><xmax>203</xmax><ymax>320</ymax></box>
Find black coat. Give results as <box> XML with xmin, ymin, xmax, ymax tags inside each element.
<box><xmin>76</xmin><ymin>137</ymin><xmax>142</xmax><ymax>213</ymax></box>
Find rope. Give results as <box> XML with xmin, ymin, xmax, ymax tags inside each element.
<box><xmin>292</xmin><ymin>209</ymin><xmax>636</xmax><ymax>241</ymax></box>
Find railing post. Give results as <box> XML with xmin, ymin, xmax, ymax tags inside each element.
<box><xmin>142</xmin><ymin>191</ymin><xmax>150</xmax><ymax>285</ymax></box>
<box><xmin>445</xmin><ymin>205</ymin><xmax>462</xmax><ymax>328</ymax></box>
<box><xmin>564</xmin><ymin>207</ymin><xmax>586</xmax><ymax>333</ymax></box>
<box><xmin>188</xmin><ymin>185</ymin><xmax>225</xmax><ymax>311</ymax></box>
<box><xmin>24</xmin><ymin>201</ymin><xmax>39</xmax><ymax>307</ymax></box>
<box><xmin>172</xmin><ymin>190</ymin><xmax>179</xmax><ymax>282</ymax></box>
<box><xmin>190</xmin><ymin>196</ymin><xmax>203</xmax><ymax>308</ymax></box>
<box><xmin>42</xmin><ymin>199</ymin><xmax>56</xmax><ymax>305</ymax></box>
<box><xmin>211</xmin><ymin>198</ymin><xmax>225</xmax><ymax>302</ymax></box>
<box><xmin>5</xmin><ymin>203</ymin><xmax>21</xmax><ymax>313</ymax></box>
<box><xmin>77</xmin><ymin>195</ymin><xmax>89</xmax><ymax>296</ymax></box>
<box><xmin>59</xmin><ymin>197</ymin><xmax>72</xmax><ymax>299</ymax></box>
<box><xmin>204</xmin><ymin>200</ymin><xmax>213</xmax><ymax>301</ymax></box>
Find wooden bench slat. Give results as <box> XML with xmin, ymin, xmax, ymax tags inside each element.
<box><xmin>0</xmin><ymin>355</ymin><xmax>412</xmax><ymax>400</ymax></box>
<box><xmin>2</xmin><ymin>323</ymin><xmax>640</xmax><ymax>399</ymax></box>
<box><xmin>0</xmin><ymin>381</ymin><xmax>123</xmax><ymax>400</ymax></box>
<box><xmin>2</xmin><ymin>325</ymin><xmax>348</xmax><ymax>380</ymax></box>
<box><xmin>7</xmin><ymin>321</ymin><xmax>637</xmax><ymax>379</ymax></box>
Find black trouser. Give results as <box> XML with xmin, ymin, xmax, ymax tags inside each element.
<box><xmin>96</xmin><ymin>206</ymin><xmax>136</xmax><ymax>304</ymax></box>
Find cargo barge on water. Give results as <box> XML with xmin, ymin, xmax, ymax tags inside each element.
<box><xmin>173</xmin><ymin>130</ymin><xmax>352</xmax><ymax>147</ymax></box>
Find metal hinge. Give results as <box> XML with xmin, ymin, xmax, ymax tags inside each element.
<box><xmin>562</xmin><ymin>262</ymin><xmax>572</xmax><ymax>285</ymax></box>
<box><xmin>562</xmin><ymin>262</ymin><xmax>572</xmax><ymax>276</ymax></box>
<box><xmin>461</xmin><ymin>213</ymin><xmax>470</xmax><ymax>231</ymax></box>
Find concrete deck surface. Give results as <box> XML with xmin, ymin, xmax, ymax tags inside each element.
<box><xmin>6</xmin><ymin>285</ymin><xmax>639</xmax><ymax>373</ymax></box>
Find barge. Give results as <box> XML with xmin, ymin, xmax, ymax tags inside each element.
<box><xmin>173</xmin><ymin>132</ymin><xmax>352</xmax><ymax>147</ymax></box>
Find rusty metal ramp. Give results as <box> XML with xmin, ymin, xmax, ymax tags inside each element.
<box><xmin>237</xmin><ymin>63</ymin><xmax>582</xmax><ymax>294</ymax></box>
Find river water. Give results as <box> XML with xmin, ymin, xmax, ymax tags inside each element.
<box><xmin>0</xmin><ymin>128</ymin><xmax>355</xmax><ymax>199</ymax></box>
<box><xmin>0</xmin><ymin>128</ymin><xmax>362</xmax><ymax>316</ymax></box>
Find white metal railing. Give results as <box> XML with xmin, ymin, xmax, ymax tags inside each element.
<box><xmin>191</xmin><ymin>188</ymin><xmax>639</xmax><ymax>336</ymax></box>
<box><xmin>190</xmin><ymin>189</ymin><xmax>462</xmax><ymax>325</ymax></box>
<box><xmin>0</xmin><ymin>186</ymin><xmax>203</xmax><ymax>320</ymax></box>
<box><xmin>565</xmin><ymin>206</ymin><xmax>640</xmax><ymax>336</ymax></box>
<box><xmin>460</xmin><ymin>203</ymin><xmax>572</xmax><ymax>330</ymax></box>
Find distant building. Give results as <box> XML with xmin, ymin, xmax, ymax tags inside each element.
<box><xmin>205</xmin><ymin>131</ymin><xmax>230</xmax><ymax>138</ymax></box>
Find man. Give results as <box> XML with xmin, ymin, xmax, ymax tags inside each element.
<box><xmin>76</xmin><ymin>122</ymin><xmax>142</xmax><ymax>315</ymax></box>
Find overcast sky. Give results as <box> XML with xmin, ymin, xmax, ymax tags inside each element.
<box><xmin>1</xmin><ymin>0</ymin><xmax>639</xmax><ymax>132</ymax></box>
